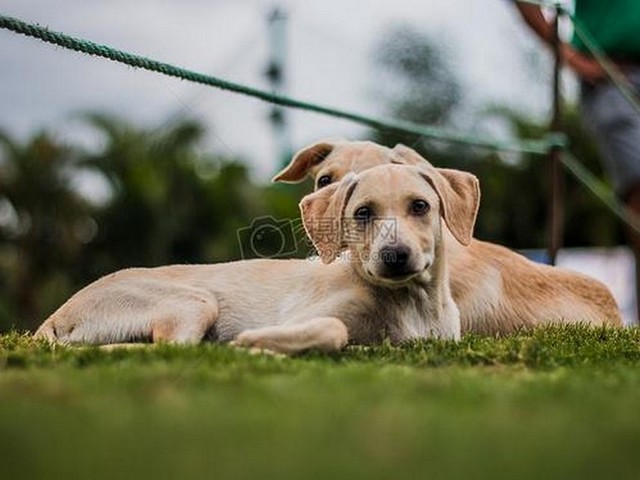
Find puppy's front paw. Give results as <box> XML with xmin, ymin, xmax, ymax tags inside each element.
<box><xmin>230</xmin><ymin>333</ymin><xmax>285</xmax><ymax>357</ymax></box>
<box><xmin>230</xmin><ymin>330</ymin><xmax>260</xmax><ymax>348</ymax></box>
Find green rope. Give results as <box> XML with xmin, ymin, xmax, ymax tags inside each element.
<box><xmin>0</xmin><ymin>14</ymin><xmax>555</xmax><ymax>155</ymax></box>
<box><xmin>560</xmin><ymin>152</ymin><xmax>640</xmax><ymax>235</ymax></box>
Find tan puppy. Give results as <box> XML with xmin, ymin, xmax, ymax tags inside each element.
<box><xmin>34</xmin><ymin>163</ymin><xmax>480</xmax><ymax>352</ymax></box>
<box><xmin>274</xmin><ymin>140</ymin><xmax>622</xmax><ymax>333</ymax></box>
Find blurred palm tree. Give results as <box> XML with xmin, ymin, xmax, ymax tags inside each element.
<box><xmin>372</xmin><ymin>24</ymin><xmax>461</xmax><ymax>127</ymax></box>
<box><xmin>0</xmin><ymin>114</ymin><xmax>309</xmax><ymax>332</ymax></box>
<box><xmin>0</xmin><ymin>130</ymin><xmax>91</xmax><ymax>329</ymax></box>
<box><xmin>369</xmin><ymin>24</ymin><xmax>482</xmax><ymax>181</ymax></box>
<box><xmin>79</xmin><ymin>114</ymin><xmax>263</xmax><ymax>275</ymax></box>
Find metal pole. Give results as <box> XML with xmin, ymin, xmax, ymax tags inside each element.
<box><xmin>547</xmin><ymin>9</ymin><xmax>564</xmax><ymax>265</ymax></box>
<box><xmin>266</xmin><ymin>7</ymin><xmax>292</xmax><ymax>168</ymax></box>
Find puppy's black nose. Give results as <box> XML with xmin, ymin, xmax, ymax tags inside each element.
<box><xmin>379</xmin><ymin>245</ymin><xmax>411</xmax><ymax>276</ymax></box>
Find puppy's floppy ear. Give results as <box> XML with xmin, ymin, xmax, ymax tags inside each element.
<box><xmin>391</xmin><ymin>143</ymin><xmax>435</xmax><ymax>168</ymax></box>
<box><xmin>272</xmin><ymin>141</ymin><xmax>337</xmax><ymax>183</ymax></box>
<box><xmin>419</xmin><ymin>167</ymin><xmax>480</xmax><ymax>246</ymax></box>
<box><xmin>299</xmin><ymin>174</ymin><xmax>358</xmax><ymax>264</ymax></box>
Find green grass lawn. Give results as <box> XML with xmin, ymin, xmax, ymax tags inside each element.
<box><xmin>2</xmin><ymin>326</ymin><xmax>640</xmax><ymax>480</ymax></box>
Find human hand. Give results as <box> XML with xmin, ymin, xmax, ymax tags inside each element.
<box><xmin>561</xmin><ymin>44</ymin><xmax>606</xmax><ymax>83</ymax></box>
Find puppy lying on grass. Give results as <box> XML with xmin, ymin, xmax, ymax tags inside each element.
<box><xmin>34</xmin><ymin>163</ymin><xmax>479</xmax><ymax>353</ymax></box>
<box><xmin>274</xmin><ymin>140</ymin><xmax>622</xmax><ymax>333</ymax></box>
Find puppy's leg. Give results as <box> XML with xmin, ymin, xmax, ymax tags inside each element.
<box><xmin>52</xmin><ymin>291</ymin><xmax>220</xmax><ymax>346</ymax></box>
<box><xmin>150</xmin><ymin>295</ymin><xmax>219</xmax><ymax>344</ymax></box>
<box><xmin>99</xmin><ymin>343</ymin><xmax>152</xmax><ymax>351</ymax></box>
<box><xmin>231</xmin><ymin>317</ymin><xmax>349</xmax><ymax>354</ymax></box>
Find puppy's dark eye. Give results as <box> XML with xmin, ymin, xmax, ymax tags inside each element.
<box><xmin>410</xmin><ymin>199</ymin><xmax>430</xmax><ymax>216</ymax></box>
<box><xmin>316</xmin><ymin>175</ymin><xmax>332</xmax><ymax>189</ymax></box>
<box><xmin>354</xmin><ymin>206</ymin><xmax>373</xmax><ymax>223</ymax></box>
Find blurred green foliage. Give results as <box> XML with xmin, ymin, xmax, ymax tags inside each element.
<box><xmin>0</xmin><ymin>115</ymin><xmax>307</xmax><ymax>331</ymax></box>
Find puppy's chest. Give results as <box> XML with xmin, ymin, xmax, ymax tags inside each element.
<box><xmin>345</xmin><ymin>291</ymin><xmax>434</xmax><ymax>344</ymax></box>
<box><xmin>386</xmin><ymin>299</ymin><xmax>434</xmax><ymax>342</ymax></box>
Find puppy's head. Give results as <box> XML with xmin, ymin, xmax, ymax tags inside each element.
<box><xmin>272</xmin><ymin>140</ymin><xmax>394</xmax><ymax>190</ymax></box>
<box><xmin>273</xmin><ymin>140</ymin><xmax>441</xmax><ymax>192</ymax></box>
<box><xmin>300</xmin><ymin>164</ymin><xmax>479</xmax><ymax>286</ymax></box>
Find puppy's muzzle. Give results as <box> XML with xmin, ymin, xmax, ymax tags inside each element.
<box><xmin>378</xmin><ymin>245</ymin><xmax>418</xmax><ymax>280</ymax></box>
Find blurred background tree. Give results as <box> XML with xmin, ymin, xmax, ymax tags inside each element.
<box><xmin>369</xmin><ymin>25</ymin><xmax>472</xmax><ymax>168</ymax></box>
<box><xmin>0</xmin><ymin>131</ymin><xmax>90</xmax><ymax>331</ymax></box>
<box><xmin>79</xmin><ymin>114</ymin><xmax>255</xmax><ymax>274</ymax></box>
<box><xmin>0</xmin><ymin>116</ymin><xmax>305</xmax><ymax>331</ymax></box>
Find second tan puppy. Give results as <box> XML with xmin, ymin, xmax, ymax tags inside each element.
<box><xmin>274</xmin><ymin>140</ymin><xmax>622</xmax><ymax>333</ymax></box>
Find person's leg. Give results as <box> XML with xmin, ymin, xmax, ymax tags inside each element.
<box><xmin>624</xmin><ymin>185</ymin><xmax>640</xmax><ymax>324</ymax></box>
<box><xmin>581</xmin><ymin>73</ymin><xmax>640</xmax><ymax>325</ymax></box>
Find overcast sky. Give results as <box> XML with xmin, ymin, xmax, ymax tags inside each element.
<box><xmin>0</xmin><ymin>0</ymin><xmax>569</xmax><ymax>181</ymax></box>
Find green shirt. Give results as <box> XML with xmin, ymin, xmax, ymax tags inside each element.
<box><xmin>572</xmin><ymin>0</ymin><xmax>640</xmax><ymax>60</ymax></box>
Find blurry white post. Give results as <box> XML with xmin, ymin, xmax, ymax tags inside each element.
<box><xmin>266</xmin><ymin>6</ymin><xmax>292</xmax><ymax>169</ymax></box>
<box><xmin>557</xmin><ymin>247</ymin><xmax>638</xmax><ymax>326</ymax></box>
